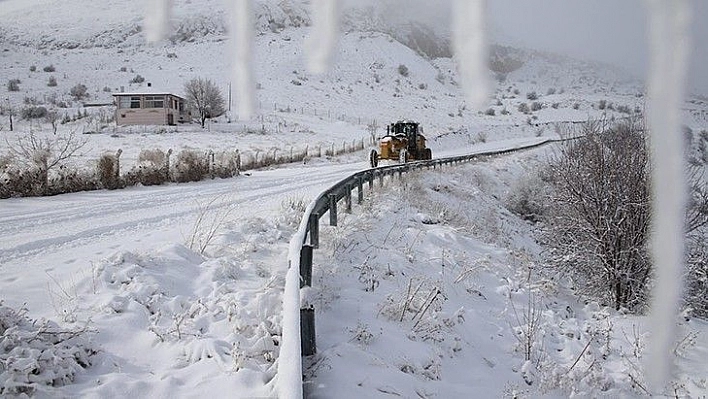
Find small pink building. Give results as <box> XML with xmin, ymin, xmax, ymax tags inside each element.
<box><xmin>113</xmin><ymin>91</ymin><xmax>191</xmax><ymax>126</ymax></box>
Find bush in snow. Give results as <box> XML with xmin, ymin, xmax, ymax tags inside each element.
<box><xmin>0</xmin><ymin>302</ymin><xmax>97</xmax><ymax>396</ymax></box>
<box><xmin>212</xmin><ymin>150</ymin><xmax>240</xmax><ymax>179</ymax></box>
<box><xmin>4</xmin><ymin>132</ymin><xmax>87</xmax><ymax>196</ymax></box>
<box><xmin>526</xmin><ymin>91</ymin><xmax>538</xmax><ymax>101</ymax></box>
<box><xmin>20</xmin><ymin>106</ymin><xmax>48</xmax><ymax>120</ymax></box>
<box><xmin>518</xmin><ymin>102</ymin><xmax>530</xmax><ymax>114</ymax></box>
<box><xmin>123</xmin><ymin>148</ymin><xmax>169</xmax><ymax>187</ymax></box>
<box><xmin>46</xmin><ymin>165</ymin><xmax>99</xmax><ymax>195</ymax></box>
<box><xmin>97</xmin><ymin>152</ymin><xmax>121</xmax><ymax>189</ymax></box>
<box><xmin>69</xmin><ymin>83</ymin><xmax>88</xmax><ymax>101</ymax></box>
<box><xmin>0</xmin><ymin>162</ymin><xmax>38</xmax><ymax>199</ymax></box>
<box><xmin>173</xmin><ymin>149</ymin><xmax>209</xmax><ymax>183</ymax></box>
<box><xmin>7</xmin><ymin>79</ymin><xmax>21</xmax><ymax>92</ymax></box>
<box><xmin>129</xmin><ymin>74</ymin><xmax>145</xmax><ymax>84</ymax></box>
<box><xmin>47</xmin><ymin>76</ymin><xmax>58</xmax><ymax>87</ymax></box>
<box><xmin>397</xmin><ymin>64</ymin><xmax>409</xmax><ymax>77</ymax></box>
<box><xmin>506</xmin><ymin>172</ymin><xmax>550</xmax><ymax>223</ymax></box>
<box><xmin>43</xmin><ymin>65</ymin><xmax>56</xmax><ymax>72</ymax></box>
<box><xmin>530</xmin><ymin>102</ymin><xmax>542</xmax><ymax>112</ymax></box>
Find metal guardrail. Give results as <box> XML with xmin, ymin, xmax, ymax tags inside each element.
<box><xmin>279</xmin><ymin>137</ymin><xmax>557</xmax><ymax>398</ymax></box>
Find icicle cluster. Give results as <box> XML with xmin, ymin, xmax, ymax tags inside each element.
<box><xmin>228</xmin><ymin>0</ymin><xmax>256</xmax><ymax>120</ymax></box>
<box><xmin>644</xmin><ymin>0</ymin><xmax>692</xmax><ymax>392</ymax></box>
<box><xmin>144</xmin><ymin>0</ymin><xmax>172</xmax><ymax>43</ymax></box>
<box><xmin>452</xmin><ymin>0</ymin><xmax>489</xmax><ymax>111</ymax></box>
<box><xmin>305</xmin><ymin>0</ymin><xmax>340</xmax><ymax>75</ymax></box>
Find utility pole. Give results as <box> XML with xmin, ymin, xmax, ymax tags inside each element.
<box><xmin>6</xmin><ymin>98</ymin><xmax>12</xmax><ymax>132</ymax></box>
<box><xmin>228</xmin><ymin>82</ymin><xmax>232</xmax><ymax>112</ymax></box>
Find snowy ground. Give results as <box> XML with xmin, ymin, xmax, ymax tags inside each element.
<box><xmin>304</xmin><ymin>147</ymin><xmax>708</xmax><ymax>398</ymax></box>
<box><xmin>2</xmin><ymin>0</ymin><xmax>708</xmax><ymax>397</ymax></box>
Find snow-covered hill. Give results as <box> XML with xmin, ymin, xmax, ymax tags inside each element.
<box><xmin>0</xmin><ymin>0</ymin><xmax>668</xmax><ymax>172</ymax></box>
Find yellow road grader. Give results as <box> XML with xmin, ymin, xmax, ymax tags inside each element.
<box><xmin>369</xmin><ymin>121</ymin><xmax>432</xmax><ymax>168</ymax></box>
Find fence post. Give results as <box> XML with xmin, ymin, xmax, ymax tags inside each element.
<box><xmin>299</xmin><ymin>245</ymin><xmax>313</xmax><ymax>287</ymax></box>
<box><xmin>301</xmin><ymin>308</ymin><xmax>316</xmax><ymax>356</ymax></box>
<box><xmin>165</xmin><ymin>148</ymin><xmax>172</xmax><ymax>181</ymax></box>
<box><xmin>345</xmin><ymin>184</ymin><xmax>352</xmax><ymax>213</ymax></box>
<box><xmin>309</xmin><ymin>213</ymin><xmax>319</xmax><ymax>249</ymax></box>
<box><xmin>368</xmin><ymin>173</ymin><xmax>374</xmax><ymax>190</ymax></box>
<box><xmin>115</xmin><ymin>148</ymin><xmax>122</xmax><ymax>180</ymax></box>
<box><xmin>357</xmin><ymin>176</ymin><xmax>364</xmax><ymax>204</ymax></box>
<box><xmin>329</xmin><ymin>194</ymin><xmax>338</xmax><ymax>226</ymax></box>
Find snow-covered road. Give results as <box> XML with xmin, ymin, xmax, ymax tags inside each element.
<box><xmin>0</xmin><ymin>159</ymin><xmax>367</xmax><ymax>315</ymax></box>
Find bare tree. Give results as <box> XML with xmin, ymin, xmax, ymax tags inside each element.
<box><xmin>183</xmin><ymin>78</ymin><xmax>225</xmax><ymax>128</ymax></box>
<box><xmin>45</xmin><ymin>109</ymin><xmax>59</xmax><ymax>135</ymax></box>
<box><xmin>545</xmin><ymin>118</ymin><xmax>652</xmax><ymax>312</ymax></box>
<box><xmin>6</xmin><ymin>131</ymin><xmax>87</xmax><ymax>194</ymax></box>
<box><xmin>545</xmin><ymin>117</ymin><xmax>708</xmax><ymax>314</ymax></box>
<box><xmin>684</xmin><ymin>164</ymin><xmax>708</xmax><ymax>317</ymax></box>
<box><xmin>366</xmin><ymin>119</ymin><xmax>378</xmax><ymax>145</ymax></box>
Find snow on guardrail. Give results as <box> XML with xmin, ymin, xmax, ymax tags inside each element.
<box><xmin>277</xmin><ymin>136</ymin><xmax>560</xmax><ymax>398</ymax></box>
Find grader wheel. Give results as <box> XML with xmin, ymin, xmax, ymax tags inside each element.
<box><xmin>369</xmin><ymin>149</ymin><xmax>379</xmax><ymax>168</ymax></box>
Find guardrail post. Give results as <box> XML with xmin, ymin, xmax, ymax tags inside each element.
<box><xmin>345</xmin><ymin>184</ymin><xmax>352</xmax><ymax>213</ymax></box>
<box><xmin>329</xmin><ymin>194</ymin><xmax>338</xmax><ymax>226</ymax></box>
<box><xmin>309</xmin><ymin>213</ymin><xmax>319</xmax><ymax>249</ymax></box>
<box><xmin>379</xmin><ymin>173</ymin><xmax>384</xmax><ymax>187</ymax></box>
<box><xmin>299</xmin><ymin>245</ymin><xmax>313</xmax><ymax>287</ymax></box>
<box><xmin>357</xmin><ymin>176</ymin><xmax>364</xmax><ymax>204</ymax></box>
<box><xmin>301</xmin><ymin>308</ymin><xmax>316</xmax><ymax>356</ymax></box>
<box><xmin>368</xmin><ymin>173</ymin><xmax>374</xmax><ymax>190</ymax></box>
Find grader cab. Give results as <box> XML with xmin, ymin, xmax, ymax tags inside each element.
<box><xmin>369</xmin><ymin>121</ymin><xmax>432</xmax><ymax>167</ymax></box>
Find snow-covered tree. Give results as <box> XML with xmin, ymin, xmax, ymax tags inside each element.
<box><xmin>545</xmin><ymin>117</ymin><xmax>708</xmax><ymax>315</ymax></box>
<box><xmin>183</xmin><ymin>78</ymin><xmax>225</xmax><ymax>128</ymax></box>
<box><xmin>545</xmin><ymin>118</ymin><xmax>652</xmax><ymax>312</ymax></box>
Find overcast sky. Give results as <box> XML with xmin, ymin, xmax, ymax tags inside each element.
<box><xmin>349</xmin><ymin>0</ymin><xmax>708</xmax><ymax>97</ymax></box>
<box><xmin>488</xmin><ymin>0</ymin><xmax>708</xmax><ymax>95</ymax></box>
<box><xmin>486</xmin><ymin>0</ymin><xmax>708</xmax><ymax>96</ymax></box>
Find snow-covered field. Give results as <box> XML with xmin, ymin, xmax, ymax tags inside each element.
<box><xmin>1</xmin><ymin>0</ymin><xmax>708</xmax><ymax>397</ymax></box>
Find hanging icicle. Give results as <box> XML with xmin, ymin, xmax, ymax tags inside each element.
<box><xmin>144</xmin><ymin>0</ymin><xmax>173</xmax><ymax>43</ymax></box>
<box><xmin>644</xmin><ymin>0</ymin><xmax>692</xmax><ymax>392</ymax></box>
<box><xmin>228</xmin><ymin>0</ymin><xmax>256</xmax><ymax>120</ymax></box>
<box><xmin>305</xmin><ymin>0</ymin><xmax>339</xmax><ymax>75</ymax></box>
<box><xmin>452</xmin><ymin>0</ymin><xmax>489</xmax><ymax>111</ymax></box>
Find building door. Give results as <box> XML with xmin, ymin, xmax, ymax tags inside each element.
<box><xmin>168</xmin><ymin>114</ymin><xmax>174</xmax><ymax>125</ymax></box>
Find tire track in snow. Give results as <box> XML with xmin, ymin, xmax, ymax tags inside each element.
<box><xmin>0</xmin><ymin>162</ymin><xmax>364</xmax><ymax>266</ymax></box>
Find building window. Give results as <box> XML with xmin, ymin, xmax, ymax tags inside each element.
<box><xmin>144</xmin><ymin>95</ymin><xmax>165</xmax><ymax>109</ymax></box>
<box><xmin>118</xmin><ymin>96</ymin><xmax>141</xmax><ymax>109</ymax></box>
